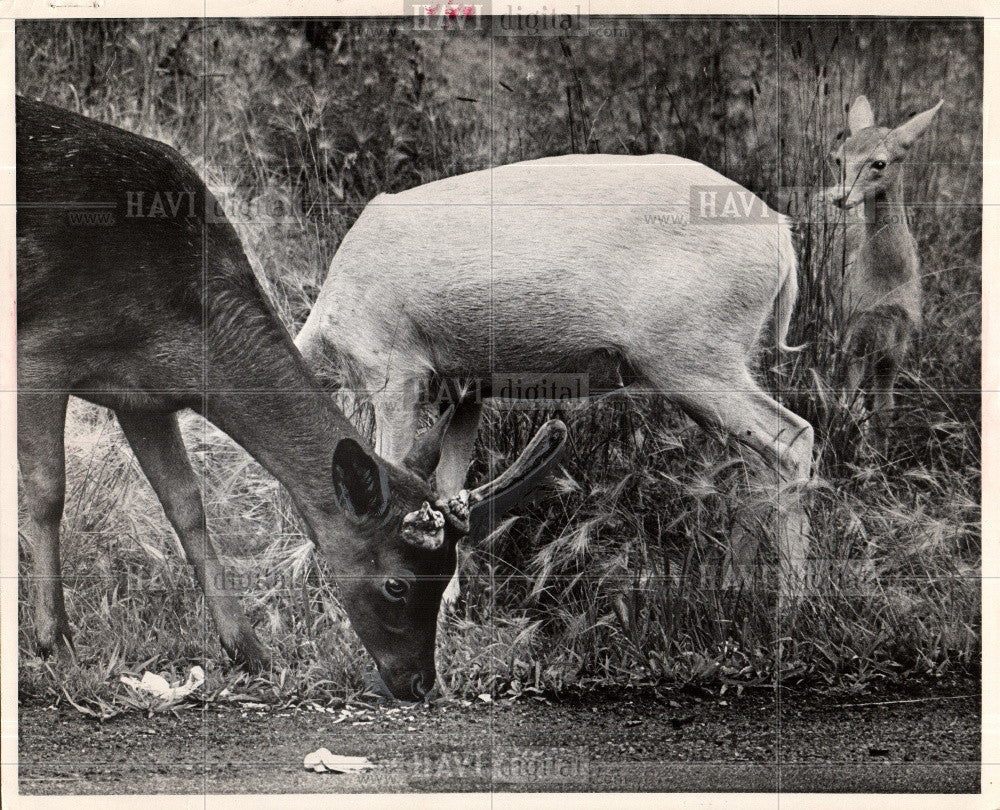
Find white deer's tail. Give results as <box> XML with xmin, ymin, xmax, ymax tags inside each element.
<box><xmin>774</xmin><ymin>216</ymin><xmax>802</xmax><ymax>352</ymax></box>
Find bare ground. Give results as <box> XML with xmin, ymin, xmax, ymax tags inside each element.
<box><xmin>18</xmin><ymin>677</ymin><xmax>979</xmax><ymax>794</ymax></box>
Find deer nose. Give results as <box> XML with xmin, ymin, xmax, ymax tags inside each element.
<box><xmin>366</xmin><ymin>664</ymin><xmax>438</xmax><ymax>703</ymax></box>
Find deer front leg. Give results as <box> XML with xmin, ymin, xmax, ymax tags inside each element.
<box><xmin>371</xmin><ymin>378</ymin><xmax>421</xmax><ymax>463</ymax></box>
<box><xmin>116</xmin><ymin>410</ymin><xmax>269</xmax><ymax>670</ymax></box>
<box><xmin>434</xmin><ymin>399</ymin><xmax>484</xmax><ymax>607</ymax></box>
<box><xmin>841</xmin><ymin>348</ymin><xmax>871</xmax><ymax>438</ymax></box>
<box><xmin>18</xmin><ymin>392</ymin><xmax>74</xmax><ymax>657</ymax></box>
<box><xmin>870</xmin><ymin>355</ymin><xmax>902</xmax><ymax>443</ymax></box>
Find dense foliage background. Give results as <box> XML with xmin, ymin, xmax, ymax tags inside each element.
<box><xmin>17</xmin><ymin>17</ymin><xmax>981</xmax><ymax>710</ymax></box>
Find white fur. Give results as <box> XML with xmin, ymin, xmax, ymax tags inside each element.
<box><xmin>297</xmin><ymin>154</ymin><xmax>814</xmax><ymax>600</ymax></box>
<box><xmin>299</xmin><ymin>155</ymin><xmax>798</xmax><ymax>398</ymax></box>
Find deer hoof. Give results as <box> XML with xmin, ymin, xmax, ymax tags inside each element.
<box><xmin>221</xmin><ymin>625</ymin><xmax>271</xmax><ymax>673</ymax></box>
<box><xmin>35</xmin><ymin>610</ymin><xmax>75</xmax><ymax>660</ymax></box>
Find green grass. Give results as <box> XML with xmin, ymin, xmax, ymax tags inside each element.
<box><xmin>17</xmin><ymin>17</ymin><xmax>981</xmax><ymax>711</ymax></box>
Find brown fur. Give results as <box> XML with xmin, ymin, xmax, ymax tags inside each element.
<box><xmin>16</xmin><ymin>97</ymin><xmax>563</xmax><ymax>702</ymax></box>
<box><xmin>827</xmin><ymin>96</ymin><xmax>942</xmax><ymax>433</ymax></box>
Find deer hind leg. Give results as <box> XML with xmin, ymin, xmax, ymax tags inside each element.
<box><xmin>672</xmin><ymin>371</ymin><xmax>814</xmax><ymax>606</ymax></box>
<box><xmin>18</xmin><ymin>392</ymin><xmax>74</xmax><ymax>657</ymax></box>
<box><xmin>433</xmin><ymin>399</ymin><xmax>484</xmax><ymax>608</ymax></box>
<box><xmin>116</xmin><ymin>410</ymin><xmax>269</xmax><ymax>670</ymax></box>
<box><xmin>844</xmin><ymin>307</ymin><xmax>912</xmax><ymax>443</ymax></box>
<box><xmin>870</xmin><ymin>356</ymin><xmax>900</xmax><ymax>440</ymax></box>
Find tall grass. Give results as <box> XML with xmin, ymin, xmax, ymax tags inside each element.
<box><xmin>17</xmin><ymin>17</ymin><xmax>980</xmax><ymax>708</ymax></box>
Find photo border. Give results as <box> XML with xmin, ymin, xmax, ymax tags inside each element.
<box><xmin>1</xmin><ymin>3</ymin><xmax>993</xmax><ymax>807</ymax></box>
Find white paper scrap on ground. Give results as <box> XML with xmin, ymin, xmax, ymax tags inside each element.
<box><xmin>120</xmin><ymin>666</ymin><xmax>205</xmax><ymax>701</ymax></box>
<box><xmin>303</xmin><ymin>748</ymin><xmax>375</xmax><ymax>774</ymax></box>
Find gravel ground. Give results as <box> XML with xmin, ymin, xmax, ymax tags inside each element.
<box><xmin>17</xmin><ymin>678</ymin><xmax>980</xmax><ymax>794</ymax></box>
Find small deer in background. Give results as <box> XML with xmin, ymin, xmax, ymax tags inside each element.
<box><xmin>827</xmin><ymin>95</ymin><xmax>943</xmax><ymax>435</ymax></box>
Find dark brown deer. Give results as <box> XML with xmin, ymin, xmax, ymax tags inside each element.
<box><xmin>16</xmin><ymin>96</ymin><xmax>566</xmax><ymax>702</ymax></box>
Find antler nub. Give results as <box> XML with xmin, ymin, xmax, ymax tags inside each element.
<box><xmin>435</xmin><ymin>489</ymin><xmax>476</xmax><ymax>535</ymax></box>
<box><xmin>401</xmin><ymin>501</ymin><xmax>447</xmax><ymax>550</ymax></box>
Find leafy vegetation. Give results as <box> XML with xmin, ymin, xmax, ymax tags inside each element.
<box><xmin>17</xmin><ymin>17</ymin><xmax>980</xmax><ymax>709</ymax></box>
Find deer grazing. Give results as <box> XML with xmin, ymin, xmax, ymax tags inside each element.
<box><xmin>826</xmin><ymin>96</ymin><xmax>943</xmax><ymax>434</ymax></box>
<box><xmin>295</xmin><ymin>153</ymin><xmax>815</xmax><ymax>605</ymax></box>
<box><xmin>16</xmin><ymin>96</ymin><xmax>566</xmax><ymax>703</ymax></box>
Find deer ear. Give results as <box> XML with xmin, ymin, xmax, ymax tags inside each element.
<box><xmin>847</xmin><ymin>95</ymin><xmax>875</xmax><ymax>134</ymax></box>
<box><xmin>402</xmin><ymin>406</ymin><xmax>455</xmax><ymax>481</ymax></box>
<box><xmin>889</xmin><ymin>100</ymin><xmax>944</xmax><ymax>152</ymax></box>
<box><xmin>332</xmin><ymin>439</ymin><xmax>391</xmax><ymax>523</ymax></box>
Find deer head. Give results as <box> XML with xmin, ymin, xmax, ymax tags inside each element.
<box><xmin>828</xmin><ymin>96</ymin><xmax>943</xmax><ymax>210</ymax></box>
<box><xmin>326</xmin><ymin>411</ymin><xmax>567</xmax><ymax>702</ymax></box>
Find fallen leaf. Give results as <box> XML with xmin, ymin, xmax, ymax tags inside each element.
<box><xmin>303</xmin><ymin>748</ymin><xmax>375</xmax><ymax>774</ymax></box>
<box><xmin>120</xmin><ymin>666</ymin><xmax>205</xmax><ymax>703</ymax></box>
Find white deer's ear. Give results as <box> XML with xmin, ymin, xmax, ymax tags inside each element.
<box><xmin>847</xmin><ymin>95</ymin><xmax>875</xmax><ymax>134</ymax></box>
<box><xmin>889</xmin><ymin>100</ymin><xmax>944</xmax><ymax>151</ymax></box>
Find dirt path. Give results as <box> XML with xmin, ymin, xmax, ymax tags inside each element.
<box><xmin>18</xmin><ymin>680</ymin><xmax>979</xmax><ymax>794</ymax></box>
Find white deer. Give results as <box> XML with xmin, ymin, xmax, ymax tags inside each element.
<box><xmin>296</xmin><ymin>154</ymin><xmax>814</xmax><ymax>605</ymax></box>
<box><xmin>826</xmin><ymin>96</ymin><xmax>943</xmax><ymax>434</ymax></box>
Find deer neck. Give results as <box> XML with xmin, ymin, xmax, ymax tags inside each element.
<box><xmin>860</xmin><ymin>172</ymin><xmax>917</xmax><ymax>280</ymax></box>
<box><xmin>199</xmin><ymin>296</ymin><xmax>369</xmax><ymax>532</ymax></box>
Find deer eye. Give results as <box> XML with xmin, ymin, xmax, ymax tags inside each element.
<box><xmin>834</xmin><ymin>157</ymin><xmax>841</xmax><ymax>167</ymax></box>
<box><xmin>383</xmin><ymin>578</ymin><xmax>410</xmax><ymax>603</ymax></box>
<box><xmin>871</xmin><ymin>160</ymin><xmax>886</xmax><ymax>171</ymax></box>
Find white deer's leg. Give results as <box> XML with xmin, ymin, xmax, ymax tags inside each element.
<box><xmin>724</xmin><ymin>519</ymin><xmax>764</xmax><ymax>591</ymax></box>
<box><xmin>435</xmin><ymin>399</ymin><xmax>484</xmax><ymax>494</ymax></box>
<box><xmin>336</xmin><ymin>386</ymin><xmax>361</xmax><ymax>425</ymax></box>
<box><xmin>440</xmin><ymin>562</ymin><xmax>463</xmax><ymax>608</ymax></box>
<box><xmin>371</xmin><ymin>376</ymin><xmax>422</xmax><ymax>464</ymax></box>
<box><xmin>674</xmin><ymin>372</ymin><xmax>814</xmax><ymax>607</ymax></box>
<box><xmin>434</xmin><ymin>400</ymin><xmax>484</xmax><ymax>607</ymax></box>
